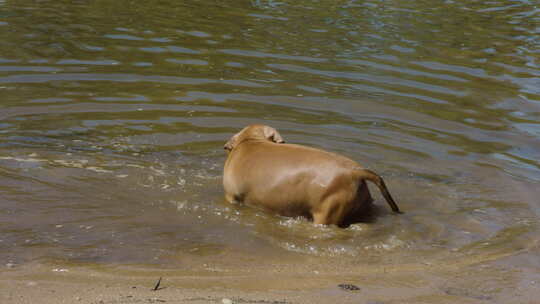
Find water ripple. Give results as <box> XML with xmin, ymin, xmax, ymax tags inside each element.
<box><xmin>0</xmin><ymin>73</ymin><xmax>268</xmax><ymax>87</ymax></box>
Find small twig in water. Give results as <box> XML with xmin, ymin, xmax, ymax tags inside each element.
<box><xmin>153</xmin><ymin>277</ymin><xmax>162</xmax><ymax>291</ymax></box>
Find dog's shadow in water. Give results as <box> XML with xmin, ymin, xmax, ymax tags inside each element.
<box><xmin>340</xmin><ymin>203</ymin><xmax>392</xmax><ymax>228</ymax></box>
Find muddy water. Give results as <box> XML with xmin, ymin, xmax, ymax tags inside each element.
<box><xmin>1</xmin><ymin>0</ymin><xmax>539</xmax><ymax>300</ymax></box>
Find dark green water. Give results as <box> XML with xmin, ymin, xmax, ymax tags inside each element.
<box><xmin>0</xmin><ymin>0</ymin><xmax>539</xmax><ymax>298</ymax></box>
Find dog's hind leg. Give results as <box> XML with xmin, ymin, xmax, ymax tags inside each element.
<box><xmin>312</xmin><ymin>192</ymin><xmax>353</xmax><ymax>227</ymax></box>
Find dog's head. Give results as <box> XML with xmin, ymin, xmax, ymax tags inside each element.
<box><xmin>224</xmin><ymin>124</ymin><xmax>285</xmax><ymax>152</ymax></box>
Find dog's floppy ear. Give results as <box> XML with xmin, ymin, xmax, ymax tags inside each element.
<box><xmin>263</xmin><ymin>126</ymin><xmax>285</xmax><ymax>143</ymax></box>
<box><xmin>224</xmin><ymin>133</ymin><xmax>239</xmax><ymax>151</ymax></box>
<box><xmin>225</xmin><ymin>126</ymin><xmax>250</xmax><ymax>151</ymax></box>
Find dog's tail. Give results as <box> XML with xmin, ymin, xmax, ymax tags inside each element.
<box><xmin>355</xmin><ymin>169</ymin><xmax>401</xmax><ymax>213</ymax></box>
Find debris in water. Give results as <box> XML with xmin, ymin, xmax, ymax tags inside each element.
<box><xmin>152</xmin><ymin>277</ymin><xmax>162</xmax><ymax>291</ymax></box>
<box><xmin>338</xmin><ymin>283</ymin><xmax>360</xmax><ymax>291</ymax></box>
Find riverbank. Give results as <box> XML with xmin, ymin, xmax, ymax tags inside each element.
<box><xmin>2</xmin><ymin>249</ymin><xmax>539</xmax><ymax>304</ymax></box>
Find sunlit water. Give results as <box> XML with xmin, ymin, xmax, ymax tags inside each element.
<box><xmin>1</xmin><ymin>0</ymin><xmax>539</xmax><ymax>295</ymax></box>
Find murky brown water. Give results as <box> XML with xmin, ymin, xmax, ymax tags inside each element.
<box><xmin>1</xmin><ymin>0</ymin><xmax>539</xmax><ymax>300</ymax></box>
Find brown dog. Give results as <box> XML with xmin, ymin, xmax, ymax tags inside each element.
<box><xmin>223</xmin><ymin>125</ymin><xmax>401</xmax><ymax>227</ymax></box>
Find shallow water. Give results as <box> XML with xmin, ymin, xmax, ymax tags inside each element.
<box><xmin>1</xmin><ymin>0</ymin><xmax>539</xmax><ymax>298</ymax></box>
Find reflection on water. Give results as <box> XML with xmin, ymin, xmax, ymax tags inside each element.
<box><xmin>0</xmin><ymin>0</ymin><xmax>539</xmax><ymax>297</ymax></box>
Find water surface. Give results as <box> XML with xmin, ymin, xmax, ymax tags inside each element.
<box><xmin>1</xmin><ymin>0</ymin><xmax>539</xmax><ymax>301</ymax></box>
